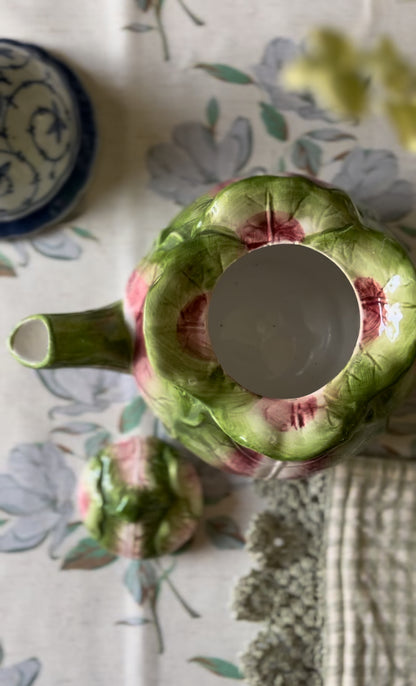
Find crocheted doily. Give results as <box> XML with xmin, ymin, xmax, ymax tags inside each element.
<box><xmin>232</xmin><ymin>474</ymin><xmax>327</xmax><ymax>686</ymax></box>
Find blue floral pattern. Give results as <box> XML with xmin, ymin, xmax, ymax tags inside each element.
<box><xmin>0</xmin><ymin>443</ymin><xmax>76</xmax><ymax>555</ymax></box>
<box><xmin>36</xmin><ymin>368</ymin><xmax>138</xmax><ymax>417</ymax></box>
<box><xmin>253</xmin><ymin>37</ymin><xmax>335</xmax><ymax>121</ymax></box>
<box><xmin>331</xmin><ymin>148</ymin><xmax>413</xmax><ymax>222</ymax></box>
<box><xmin>147</xmin><ymin>116</ymin><xmax>265</xmax><ymax>206</ymax></box>
<box><xmin>0</xmin><ymin>652</ymin><xmax>41</xmax><ymax>686</ymax></box>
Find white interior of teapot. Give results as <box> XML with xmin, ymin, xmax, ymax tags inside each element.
<box><xmin>10</xmin><ymin>318</ymin><xmax>49</xmax><ymax>365</ymax></box>
<box><xmin>208</xmin><ymin>243</ymin><xmax>361</xmax><ymax>399</ymax></box>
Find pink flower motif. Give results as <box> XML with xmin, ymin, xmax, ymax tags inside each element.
<box><xmin>223</xmin><ymin>445</ymin><xmax>272</xmax><ymax>476</ymax></box>
<box><xmin>237</xmin><ymin>210</ymin><xmax>305</xmax><ymax>250</ymax></box>
<box><xmin>77</xmin><ymin>481</ymin><xmax>91</xmax><ymax>519</ymax></box>
<box><xmin>113</xmin><ymin>437</ymin><xmax>149</xmax><ymax>488</ymax></box>
<box><xmin>124</xmin><ymin>272</ymin><xmax>155</xmax><ymax>393</ymax></box>
<box><xmin>125</xmin><ymin>269</ymin><xmax>149</xmax><ymax>319</ymax></box>
<box><xmin>354</xmin><ymin>277</ymin><xmax>388</xmax><ymax>344</ymax></box>
<box><xmin>222</xmin><ymin>443</ymin><xmax>334</xmax><ymax>478</ymax></box>
<box><xmin>132</xmin><ymin>319</ymin><xmax>154</xmax><ymax>394</ymax></box>
<box><xmin>176</xmin><ymin>293</ymin><xmax>216</xmax><ymax>360</ymax></box>
<box><xmin>258</xmin><ymin>396</ymin><xmax>319</xmax><ymax>432</ymax></box>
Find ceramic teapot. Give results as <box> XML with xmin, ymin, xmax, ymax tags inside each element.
<box><xmin>8</xmin><ymin>176</ymin><xmax>416</xmax><ymax>479</ymax></box>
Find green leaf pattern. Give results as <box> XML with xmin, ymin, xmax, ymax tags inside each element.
<box><xmin>129</xmin><ymin>0</ymin><xmax>204</xmax><ymax>60</ymax></box>
<box><xmin>61</xmin><ymin>537</ymin><xmax>118</xmax><ymax>570</ymax></box>
<box><xmin>189</xmin><ymin>656</ymin><xmax>244</xmax><ymax>679</ymax></box>
<box><xmin>84</xmin><ymin>429</ymin><xmax>112</xmax><ymax>457</ymax></box>
<box><xmin>206</xmin><ymin>97</ymin><xmax>220</xmax><ymax>128</ymax></box>
<box><xmin>0</xmin><ymin>252</ymin><xmax>16</xmax><ymax>276</ymax></box>
<box><xmin>123</xmin><ymin>22</ymin><xmax>155</xmax><ymax>32</ymax></box>
<box><xmin>119</xmin><ymin>396</ymin><xmax>147</xmax><ymax>433</ymax></box>
<box><xmin>205</xmin><ymin>515</ymin><xmax>246</xmax><ymax>549</ymax></box>
<box><xmin>195</xmin><ymin>63</ymin><xmax>253</xmax><ymax>84</ymax></box>
<box><xmin>291</xmin><ymin>138</ymin><xmax>322</xmax><ymax>176</ymax></box>
<box><xmin>259</xmin><ymin>102</ymin><xmax>288</xmax><ymax>141</ymax></box>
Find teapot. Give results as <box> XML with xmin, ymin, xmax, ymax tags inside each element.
<box><xmin>8</xmin><ymin>175</ymin><xmax>416</xmax><ymax>479</ymax></box>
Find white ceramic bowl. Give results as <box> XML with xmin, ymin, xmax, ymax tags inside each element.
<box><xmin>0</xmin><ymin>39</ymin><xmax>97</xmax><ymax>237</ymax></box>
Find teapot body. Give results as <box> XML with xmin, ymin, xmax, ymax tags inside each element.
<box><xmin>124</xmin><ymin>176</ymin><xmax>416</xmax><ymax>478</ymax></box>
<box><xmin>9</xmin><ymin>176</ymin><xmax>416</xmax><ymax>478</ymax></box>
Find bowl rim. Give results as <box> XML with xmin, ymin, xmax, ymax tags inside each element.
<box><xmin>0</xmin><ymin>38</ymin><xmax>97</xmax><ymax>238</ymax></box>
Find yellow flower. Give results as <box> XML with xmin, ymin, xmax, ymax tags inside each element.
<box><xmin>283</xmin><ymin>28</ymin><xmax>416</xmax><ymax>152</ymax></box>
<box><xmin>283</xmin><ymin>29</ymin><xmax>369</xmax><ymax>118</ymax></box>
<box><xmin>385</xmin><ymin>99</ymin><xmax>416</xmax><ymax>152</ymax></box>
<box><xmin>371</xmin><ymin>37</ymin><xmax>416</xmax><ymax>98</ymax></box>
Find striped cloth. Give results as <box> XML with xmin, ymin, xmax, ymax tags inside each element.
<box><xmin>325</xmin><ymin>457</ymin><xmax>416</xmax><ymax>686</ymax></box>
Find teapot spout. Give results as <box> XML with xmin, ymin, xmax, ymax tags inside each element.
<box><xmin>8</xmin><ymin>301</ymin><xmax>134</xmax><ymax>373</ymax></box>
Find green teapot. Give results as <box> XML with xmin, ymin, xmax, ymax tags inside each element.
<box><xmin>8</xmin><ymin>176</ymin><xmax>416</xmax><ymax>479</ymax></box>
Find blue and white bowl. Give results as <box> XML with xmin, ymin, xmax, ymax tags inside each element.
<box><xmin>0</xmin><ymin>39</ymin><xmax>97</xmax><ymax>237</ymax></box>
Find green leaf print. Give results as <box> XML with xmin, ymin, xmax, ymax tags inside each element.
<box><xmin>277</xmin><ymin>157</ymin><xmax>286</xmax><ymax>173</ymax></box>
<box><xmin>304</xmin><ymin>128</ymin><xmax>356</xmax><ymax>141</ymax></box>
<box><xmin>259</xmin><ymin>102</ymin><xmax>288</xmax><ymax>141</ymax></box>
<box><xmin>291</xmin><ymin>138</ymin><xmax>322</xmax><ymax>175</ymax></box>
<box><xmin>124</xmin><ymin>560</ymin><xmax>164</xmax><ymax>652</ymax></box>
<box><xmin>177</xmin><ymin>0</ymin><xmax>204</xmax><ymax>25</ymax></box>
<box><xmin>84</xmin><ymin>430</ymin><xmax>112</xmax><ymax>457</ymax></box>
<box><xmin>61</xmin><ymin>537</ymin><xmax>117</xmax><ymax>570</ymax></box>
<box><xmin>70</xmin><ymin>226</ymin><xmax>98</xmax><ymax>241</ymax></box>
<box><xmin>124</xmin><ymin>22</ymin><xmax>155</xmax><ymax>32</ymax></box>
<box><xmin>124</xmin><ymin>560</ymin><xmax>158</xmax><ymax>605</ymax></box>
<box><xmin>116</xmin><ymin>616</ymin><xmax>151</xmax><ymax>626</ymax></box>
<box><xmin>195</xmin><ymin>63</ymin><xmax>253</xmax><ymax>84</ymax></box>
<box><xmin>58</xmin><ymin>522</ymin><xmax>83</xmax><ymax>547</ymax></box>
<box><xmin>0</xmin><ymin>252</ymin><xmax>16</xmax><ymax>277</ymax></box>
<box><xmin>135</xmin><ymin>0</ymin><xmax>152</xmax><ymax>9</ymax></box>
<box><xmin>205</xmin><ymin>515</ymin><xmax>245</xmax><ymax>549</ymax></box>
<box><xmin>189</xmin><ymin>657</ymin><xmax>244</xmax><ymax>679</ymax></box>
<box><xmin>119</xmin><ymin>396</ymin><xmax>147</xmax><ymax>433</ymax></box>
<box><xmin>206</xmin><ymin>97</ymin><xmax>220</xmax><ymax>128</ymax></box>
<box><xmin>51</xmin><ymin>421</ymin><xmax>101</xmax><ymax>435</ymax></box>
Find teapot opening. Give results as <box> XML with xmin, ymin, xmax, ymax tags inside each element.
<box><xmin>207</xmin><ymin>243</ymin><xmax>361</xmax><ymax>399</ymax></box>
<box><xmin>9</xmin><ymin>317</ymin><xmax>50</xmax><ymax>366</ymax></box>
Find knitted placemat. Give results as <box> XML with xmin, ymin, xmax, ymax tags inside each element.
<box><xmin>232</xmin><ymin>473</ymin><xmax>327</xmax><ymax>685</ymax></box>
<box><xmin>232</xmin><ymin>456</ymin><xmax>416</xmax><ymax>686</ymax></box>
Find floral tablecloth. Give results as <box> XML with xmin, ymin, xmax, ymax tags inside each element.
<box><xmin>1</xmin><ymin>1</ymin><xmax>416</xmax><ymax>685</ymax></box>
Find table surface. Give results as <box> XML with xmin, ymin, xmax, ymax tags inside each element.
<box><xmin>1</xmin><ymin>1</ymin><xmax>416</xmax><ymax>685</ymax></box>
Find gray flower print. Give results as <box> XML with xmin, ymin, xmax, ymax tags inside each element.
<box><xmin>0</xmin><ymin>442</ymin><xmax>76</xmax><ymax>555</ymax></box>
<box><xmin>253</xmin><ymin>37</ymin><xmax>333</xmax><ymax>121</ymax></box>
<box><xmin>9</xmin><ymin>229</ymin><xmax>82</xmax><ymax>265</ymax></box>
<box><xmin>37</xmin><ymin>368</ymin><xmax>138</xmax><ymax>417</ymax></box>
<box><xmin>30</xmin><ymin>228</ymin><xmax>82</xmax><ymax>260</ymax></box>
<box><xmin>0</xmin><ymin>656</ymin><xmax>40</xmax><ymax>686</ymax></box>
<box><xmin>147</xmin><ymin>116</ymin><xmax>264</xmax><ymax>206</ymax></box>
<box><xmin>331</xmin><ymin>148</ymin><xmax>414</xmax><ymax>222</ymax></box>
